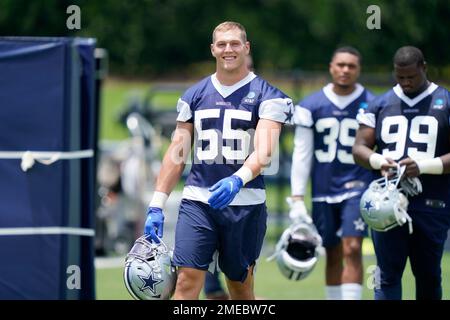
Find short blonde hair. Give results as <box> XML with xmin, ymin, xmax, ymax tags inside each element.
<box><xmin>212</xmin><ymin>21</ymin><xmax>247</xmax><ymax>43</ymax></box>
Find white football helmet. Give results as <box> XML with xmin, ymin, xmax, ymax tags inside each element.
<box><xmin>268</xmin><ymin>222</ymin><xmax>322</xmax><ymax>281</ymax></box>
<box><xmin>123</xmin><ymin>236</ymin><xmax>177</xmax><ymax>300</ymax></box>
<box><xmin>360</xmin><ymin>165</ymin><xmax>415</xmax><ymax>234</ymax></box>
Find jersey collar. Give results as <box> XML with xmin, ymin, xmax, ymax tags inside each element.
<box><xmin>322</xmin><ymin>83</ymin><xmax>365</xmax><ymax>110</ymax></box>
<box><xmin>211</xmin><ymin>72</ymin><xmax>257</xmax><ymax>98</ymax></box>
<box><xmin>393</xmin><ymin>82</ymin><xmax>438</xmax><ymax>107</ymax></box>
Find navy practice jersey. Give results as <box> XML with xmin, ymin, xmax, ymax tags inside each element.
<box><xmin>295</xmin><ymin>83</ymin><xmax>375</xmax><ymax>202</ymax></box>
<box><xmin>176</xmin><ymin>72</ymin><xmax>293</xmax><ymax>205</ymax></box>
<box><xmin>358</xmin><ymin>83</ymin><xmax>450</xmax><ymax>214</ymax></box>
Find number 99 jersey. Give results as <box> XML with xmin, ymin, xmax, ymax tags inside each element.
<box><xmin>357</xmin><ymin>83</ymin><xmax>450</xmax><ymax>214</ymax></box>
<box><xmin>176</xmin><ymin>72</ymin><xmax>293</xmax><ymax>206</ymax></box>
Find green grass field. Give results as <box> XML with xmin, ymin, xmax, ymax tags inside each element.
<box><xmin>96</xmin><ymin>248</ymin><xmax>450</xmax><ymax>300</ymax></box>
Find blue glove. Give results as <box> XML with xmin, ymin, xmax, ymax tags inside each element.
<box><xmin>208</xmin><ymin>175</ymin><xmax>243</xmax><ymax>210</ymax></box>
<box><xmin>144</xmin><ymin>207</ymin><xmax>164</xmax><ymax>243</ymax></box>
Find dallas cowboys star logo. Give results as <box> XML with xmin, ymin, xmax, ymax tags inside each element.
<box><xmin>284</xmin><ymin>101</ymin><xmax>294</xmax><ymax>123</ymax></box>
<box><xmin>363</xmin><ymin>200</ymin><xmax>373</xmax><ymax>212</ymax></box>
<box><xmin>353</xmin><ymin>218</ymin><xmax>366</xmax><ymax>231</ymax></box>
<box><xmin>138</xmin><ymin>272</ymin><xmax>162</xmax><ymax>295</ymax></box>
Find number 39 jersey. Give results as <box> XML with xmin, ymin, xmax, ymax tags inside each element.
<box><xmin>358</xmin><ymin>83</ymin><xmax>450</xmax><ymax>213</ymax></box>
<box><xmin>295</xmin><ymin>83</ymin><xmax>375</xmax><ymax>202</ymax></box>
<box><xmin>176</xmin><ymin>72</ymin><xmax>293</xmax><ymax>205</ymax></box>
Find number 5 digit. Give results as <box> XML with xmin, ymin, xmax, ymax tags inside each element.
<box><xmin>195</xmin><ymin>109</ymin><xmax>220</xmax><ymax>161</ymax></box>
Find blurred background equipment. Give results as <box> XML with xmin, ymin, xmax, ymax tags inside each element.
<box><xmin>96</xmin><ymin>95</ymin><xmax>160</xmax><ymax>256</ymax></box>
<box><xmin>95</xmin><ymin>83</ymin><xmax>184</xmax><ymax>257</ymax></box>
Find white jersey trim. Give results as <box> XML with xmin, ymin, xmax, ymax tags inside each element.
<box><xmin>294</xmin><ymin>105</ymin><xmax>313</xmax><ymax>127</ymax></box>
<box><xmin>393</xmin><ymin>82</ymin><xmax>438</xmax><ymax>107</ymax></box>
<box><xmin>211</xmin><ymin>72</ymin><xmax>257</xmax><ymax>98</ymax></box>
<box><xmin>312</xmin><ymin>191</ymin><xmax>362</xmax><ymax>204</ymax></box>
<box><xmin>322</xmin><ymin>83</ymin><xmax>365</xmax><ymax>110</ymax></box>
<box><xmin>176</xmin><ymin>98</ymin><xmax>192</xmax><ymax>122</ymax></box>
<box><xmin>182</xmin><ymin>185</ymin><xmax>266</xmax><ymax>205</ymax></box>
<box><xmin>356</xmin><ymin>112</ymin><xmax>376</xmax><ymax>128</ymax></box>
<box><xmin>259</xmin><ymin>97</ymin><xmax>293</xmax><ymax>123</ymax></box>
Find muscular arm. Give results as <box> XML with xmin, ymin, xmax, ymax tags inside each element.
<box><xmin>243</xmin><ymin>118</ymin><xmax>282</xmax><ymax>181</ymax></box>
<box><xmin>352</xmin><ymin>124</ymin><xmax>377</xmax><ymax>169</ymax></box>
<box><xmin>441</xmin><ymin>135</ymin><xmax>450</xmax><ymax>174</ymax></box>
<box><xmin>442</xmin><ymin>154</ymin><xmax>450</xmax><ymax>174</ymax></box>
<box><xmin>400</xmin><ymin>153</ymin><xmax>450</xmax><ymax>177</ymax></box>
<box><xmin>353</xmin><ymin>124</ymin><xmax>397</xmax><ymax>175</ymax></box>
<box><xmin>154</xmin><ymin>121</ymin><xmax>193</xmax><ymax>194</ymax></box>
<box><xmin>207</xmin><ymin>118</ymin><xmax>283</xmax><ymax>210</ymax></box>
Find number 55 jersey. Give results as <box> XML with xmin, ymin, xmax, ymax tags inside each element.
<box><xmin>357</xmin><ymin>83</ymin><xmax>450</xmax><ymax>214</ymax></box>
<box><xmin>176</xmin><ymin>72</ymin><xmax>293</xmax><ymax>206</ymax></box>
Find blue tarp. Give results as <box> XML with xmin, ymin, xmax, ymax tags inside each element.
<box><xmin>0</xmin><ymin>37</ymin><xmax>97</xmax><ymax>299</ymax></box>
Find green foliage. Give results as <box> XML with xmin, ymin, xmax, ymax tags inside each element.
<box><xmin>2</xmin><ymin>0</ymin><xmax>449</xmax><ymax>77</ymax></box>
<box><xmin>98</xmin><ymin>79</ymin><xmax>148</xmax><ymax>140</ymax></box>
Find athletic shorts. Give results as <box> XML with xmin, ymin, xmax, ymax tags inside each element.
<box><xmin>312</xmin><ymin>195</ymin><xmax>368</xmax><ymax>248</ymax></box>
<box><xmin>173</xmin><ymin>199</ymin><xmax>267</xmax><ymax>282</ymax></box>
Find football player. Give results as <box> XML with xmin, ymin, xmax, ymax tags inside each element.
<box><xmin>353</xmin><ymin>46</ymin><xmax>450</xmax><ymax>300</ymax></box>
<box><xmin>290</xmin><ymin>47</ymin><xmax>374</xmax><ymax>299</ymax></box>
<box><xmin>202</xmin><ymin>54</ymin><xmax>256</xmax><ymax>301</ymax></box>
<box><xmin>144</xmin><ymin>21</ymin><xmax>293</xmax><ymax>300</ymax></box>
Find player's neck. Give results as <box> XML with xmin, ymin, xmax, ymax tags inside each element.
<box><xmin>332</xmin><ymin>83</ymin><xmax>357</xmax><ymax>96</ymax></box>
<box><xmin>215</xmin><ymin>68</ymin><xmax>250</xmax><ymax>86</ymax></box>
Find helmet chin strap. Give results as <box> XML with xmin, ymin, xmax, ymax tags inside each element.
<box><xmin>394</xmin><ymin>164</ymin><xmax>406</xmax><ymax>188</ymax></box>
<box><xmin>383</xmin><ymin>163</ymin><xmax>406</xmax><ymax>187</ymax></box>
<box><xmin>388</xmin><ymin>165</ymin><xmax>413</xmax><ymax>234</ymax></box>
<box><xmin>393</xmin><ymin>203</ymin><xmax>413</xmax><ymax>234</ymax></box>
<box><xmin>154</xmin><ymin>235</ymin><xmax>169</xmax><ymax>252</ymax></box>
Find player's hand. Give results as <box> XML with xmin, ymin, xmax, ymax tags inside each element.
<box><xmin>208</xmin><ymin>175</ymin><xmax>243</xmax><ymax>210</ymax></box>
<box><xmin>380</xmin><ymin>157</ymin><xmax>398</xmax><ymax>177</ymax></box>
<box><xmin>144</xmin><ymin>207</ymin><xmax>164</xmax><ymax>243</ymax></box>
<box><xmin>399</xmin><ymin>157</ymin><xmax>420</xmax><ymax>177</ymax></box>
<box><xmin>287</xmin><ymin>199</ymin><xmax>312</xmax><ymax>224</ymax></box>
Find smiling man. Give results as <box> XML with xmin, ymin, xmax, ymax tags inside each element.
<box><xmin>143</xmin><ymin>21</ymin><xmax>293</xmax><ymax>300</ymax></box>
<box><xmin>289</xmin><ymin>47</ymin><xmax>374</xmax><ymax>299</ymax></box>
<box><xmin>353</xmin><ymin>46</ymin><xmax>450</xmax><ymax>300</ymax></box>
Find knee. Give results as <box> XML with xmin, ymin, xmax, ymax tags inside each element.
<box><xmin>174</xmin><ymin>268</ymin><xmax>203</xmax><ymax>298</ymax></box>
<box><xmin>226</xmin><ymin>267</ymin><xmax>255</xmax><ymax>300</ymax></box>
<box><xmin>343</xmin><ymin>239</ymin><xmax>362</xmax><ymax>259</ymax></box>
